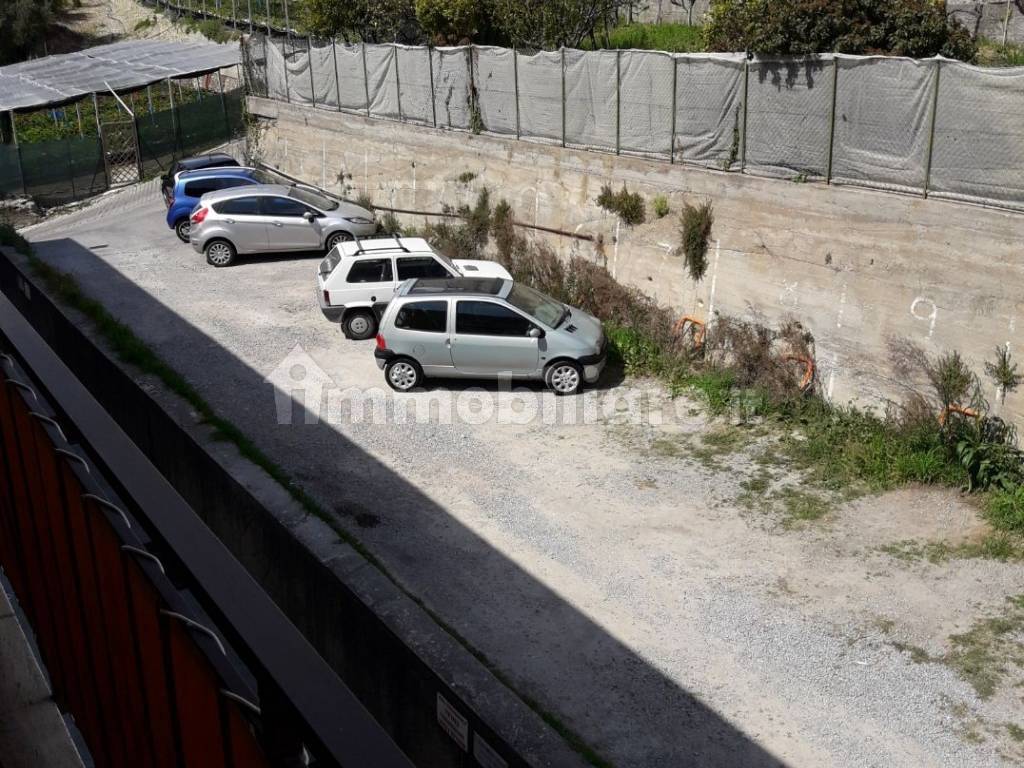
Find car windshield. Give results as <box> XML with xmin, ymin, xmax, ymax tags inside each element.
<box><xmin>289</xmin><ymin>187</ymin><xmax>338</xmax><ymax>211</ymax></box>
<box><xmin>505</xmin><ymin>283</ymin><xmax>566</xmax><ymax>328</ymax></box>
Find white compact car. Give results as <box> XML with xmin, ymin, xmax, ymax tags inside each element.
<box><xmin>316</xmin><ymin>237</ymin><xmax>513</xmax><ymax>339</ymax></box>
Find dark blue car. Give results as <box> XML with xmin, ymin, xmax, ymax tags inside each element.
<box><xmin>164</xmin><ymin>165</ymin><xmax>280</xmax><ymax>242</ymax></box>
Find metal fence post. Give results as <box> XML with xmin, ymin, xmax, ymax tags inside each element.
<box><xmin>362</xmin><ymin>43</ymin><xmax>371</xmax><ymax>117</ymax></box>
<box><xmin>75</xmin><ymin>102</ymin><xmax>84</xmax><ymax>136</ymax></box>
<box><xmin>247</xmin><ymin>0</ymin><xmax>253</xmax><ymax>33</ymax></box>
<box><xmin>331</xmin><ymin>38</ymin><xmax>341</xmax><ymax>112</ymax></box>
<box><xmin>284</xmin><ymin>0</ymin><xmax>290</xmax><ymax>43</ymax></box>
<box><xmin>427</xmin><ymin>46</ymin><xmax>437</xmax><ymax>127</ymax></box>
<box><xmin>669</xmin><ymin>55</ymin><xmax>677</xmax><ymax>163</ymax></box>
<box><xmin>282</xmin><ymin>38</ymin><xmax>291</xmax><ymax>103</ymax></box>
<box><xmin>513</xmin><ymin>47</ymin><xmax>520</xmax><ymax>140</ymax></box>
<box><xmin>166</xmin><ymin>79</ymin><xmax>180</xmax><ymax>156</ymax></box>
<box><xmin>466</xmin><ymin>45</ymin><xmax>475</xmax><ymax>129</ymax></box>
<box><xmin>394</xmin><ymin>44</ymin><xmax>403</xmax><ymax>121</ymax></box>
<box><xmin>740</xmin><ymin>59</ymin><xmax>749</xmax><ymax>172</ymax></box>
<box><xmin>923</xmin><ymin>58</ymin><xmax>942</xmax><ymax>199</ymax></box>
<box><xmin>560</xmin><ymin>47</ymin><xmax>566</xmax><ymax>148</ymax></box>
<box><xmin>265</xmin><ymin>0</ymin><xmax>271</xmax><ymax>35</ymax></box>
<box><xmin>217</xmin><ymin>70</ymin><xmax>231</xmax><ymax>140</ymax></box>
<box><xmin>308</xmin><ymin>37</ymin><xmax>316</xmax><ymax>108</ymax></box>
<box><xmin>65</xmin><ymin>138</ymin><xmax>77</xmax><ymax>200</ymax></box>
<box><xmin>615</xmin><ymin>50</ymin><xmax>621</xmax><ymax>155</ymax></box>
<box><xmin>825</xmin><ymin>55</ymin><xmax>839</xmax><ymax>184</ymax></box>
<box><xmin>9</xmin><ymin>111</ymin><xmax>26</xmax><ymax>196</ymax></box>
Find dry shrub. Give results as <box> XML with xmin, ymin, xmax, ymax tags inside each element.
<box><xmin>703</xmin><ymin>317</ymin><xmax>814</xmax><ymax>401</ymax></box>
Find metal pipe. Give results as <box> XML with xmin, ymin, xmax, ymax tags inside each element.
<box><xmin>427</xmin><ymin>46</ymin><xmax>437</xmax><ymax>128</ymax></box>
<box><xmin>561</xmin><ymin>47</ymin><xmax>566</xmax><ymax>148</ymax></box>
<box><xmin>217</xmin><ymin>70</ymin><xmax>231</xmax><ymax>140</ymax></box>
<box><xmin>923</xmin><ymin>59</ymin><xmax>942</xmax><ymax>199</ymax></box>
<box><xmin>740</xmin><ymin>59</ymin><xmax>749</xmax><ymax>172</ymax></box>
<box><xmin>283</xmin><ymin>0</ymin><xmax>290</xmax><ymax>43</ymax></box>
<box><xmin>393</xmin><ymin>44</ymin><xmax>402</xmax><ymax>121</ymax></box>
<box><xmin>362</xmin><ymin>42</ymin><xmax>371</xmax><ymax>117</ymax></box>
<box><xmin>331</xmin><ymin>37</ymin><xmax>341</xmax><ymax>112</ymax></box>
<box><xmin>513</xmin><ymin>47</ymin><xmax>520</xmax><ymax>140</ymax></box>
<box><xmin>825</xmin><ymin>55</ymin><xmax>839</xmax><ymax>183</ymax></box>
<box><xmin>615</xmin><ymin>50</ymin><xmax>621</xmax><ymax>155</ymax></box>
<box><xmin>308</xmin><ymin>37</ymin><xmax>316</xmax><ymax>109</ymax></box>
<box><xmin>669</xmin><ymin>55</ymin><xmax>677</xmax><ymax>163</ymax></box>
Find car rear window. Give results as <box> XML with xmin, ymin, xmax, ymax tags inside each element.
<box><xmin>346</xmin><ymin>258</ymin><xmax>393</xmax><ymax>283</ymax></box>
<box><xmin>213</xmin><ymin>197</ymin><xmax>261</xmax><ymax>215</ymax></box>
<box><xmin>183</xmin><ymin>180</ymin><xmax>219</xmax><ymax>198</ymax></box>
<box><xmin>394</xmin><ymin>301</ymin><xmax>447</xmax><ymax>333</ymax></box>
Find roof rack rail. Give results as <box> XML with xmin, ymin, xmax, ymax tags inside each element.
<box><xmin>350</xmin><ymin>233</ymin><xmax>411</xmax><ymax>255</ymax></box>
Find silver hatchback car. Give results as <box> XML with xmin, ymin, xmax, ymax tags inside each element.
<box><xmin>374</xmin><ymin>277</ymin><xmax>607</xmax><ymax>395</ymax></box>
<box><xmin>189</xmin><ymin>184</ymin><xmax>378</xmax><ymax>267</ymax></box>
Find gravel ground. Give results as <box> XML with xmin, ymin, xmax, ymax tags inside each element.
<box><xmin>24</xmin><ymin>181</ymin><xmax>1024</xmax><ymax>767</ymax></box>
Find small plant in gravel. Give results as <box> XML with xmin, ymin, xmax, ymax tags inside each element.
<box><xmin>457</xmin><ymin>170</ymin><xmax>477</xmax><ymax>184</ymax></box>
<box><xmin>596</xmin><ymin>184</ymin><xmax>646</xmax><ymax>226</ymax></box>
<box><xmin>652</xmin><ymin>195</ymin><xmax>670</xmax><ymax>219</ymax></box>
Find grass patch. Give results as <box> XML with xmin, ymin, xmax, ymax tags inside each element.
<box><xmin>583</xmin><ymin>22</ymin><xmax>705</xmax><ymax>53</ymax></box>
<box><xmin>978</xmin><ymin>38</ymin><xmax>1024</xmax><ymax>67</ymax></box>
<box><xmin>776</xmin><ymin>487</ymin><xmax>829</xmax><ymax>527</ymax></box>
<box><xmin>946</xmin><ymin>595</ymin><xmax>1024</xmax><ymax>700</ymax></box>
<box><xmin>880</xmin><ymin>535</ymin><xmax>1024</xmax><ymax>564</ymax></box>
<box><xmin>891</xmin><ymin>641</ymin><xmax>932</xmax><ymax>664</ymax></box>
<box><xmin>1007</xmin><ymin>723</ymin><xmax>1024</xmax><ymax>743</ymax></box>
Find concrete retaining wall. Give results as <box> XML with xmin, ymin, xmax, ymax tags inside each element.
<box><xmin>250</xmin><ymin>96</ymin><xmax>1024</xmax><ymax>428</ymax></box>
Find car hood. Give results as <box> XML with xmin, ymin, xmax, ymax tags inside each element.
<box><xmin>324</xmin><ymin>201</ymin><xmax>376</xmax><ymax>222</ymax></box>
<box><xmin>559</xmin><ymin>306</ymin><xmax>604</xmax><ymax>349</ymax></box>
<box><xmin>453</xmin><ymin>259</ymin><xmax>513</xmax><ymax>279</ymax></box>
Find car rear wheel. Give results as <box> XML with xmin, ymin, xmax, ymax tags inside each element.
<box><xmin>545</xmin><ymin>360</ymin><xmax>583</xmax><ymax>396</ymax></box>
<box><xmin>325</xmin><ymin>231</ymin><xmax>353</xmax><ymax>252</ymax></box>
<box><xmin>384</xmin><ymin>358</ymin><xmax>422</xmax><ymax>392</ymax></box>
<box><xmin>205</xmin><ymin>239</ymin><xmax>237</xmax><ymax>268</ymax></box>
<box><xmin>174</xmin><ymin>218</ymin><xmax>192</xmax><ymax>243</ymax></box>
<box><xmin>343</xmin><ymin>310</ymin><xmax>377</xmax><ymax>340</ymax></box>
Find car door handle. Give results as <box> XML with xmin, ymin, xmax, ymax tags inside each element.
<box><xmin>225</xmin><ymin>218</ymin><xmax>235</xmax><ymax>224</ymax></box>
<box><xmin>446</xmin><ymin>338</ymin><xmax>452</xmax><ymax>347</ymax></box>
<box><xmin>272</xmin><ymin>221</ymin><xmax>283</xmax><ymax>227</ymax></box>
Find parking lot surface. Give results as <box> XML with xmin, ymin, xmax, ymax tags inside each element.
<box><xmin>25</xmin><ymin>181</ymin><xmax>1024</xmax><ymax>767</ymax></box>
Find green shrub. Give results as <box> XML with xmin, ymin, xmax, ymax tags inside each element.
<box><xmin>987</xmin><ymin>487</ymin><xmax>1024</xmax><ymax>534</ymax></box>
<box><xmin>985</xmin><ymin>345</ymin><xmax>1021</xmax><ymax>403</ymax></box>
<box><xmin>581</xmin><ymin>22</ymin><xmax>705</xmax><ymax>53</ymax></box>
<box><xmin>678</xmin><ymin>200</ymin><xmax>713</xmax><ymax>282</ymax></box>
<box><xmin>596</xmin><ymin>184</ymin><xmax>646</xmax><ymax>226</ymax></box>
<box><xmin>704</xmin><ymin>0</ymin><xmax>977</xmax><ymax>61</ymax></box>
<box><xmin>652</xmin><ymin>195</ymin><xmax>670</xmax><ymax>219</ymax></box>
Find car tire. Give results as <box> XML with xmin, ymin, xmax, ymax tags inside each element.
<box><xmin>343</xmin><ymin>310</ymin><xmax>377</xmax><ymax>340</ymax></box>
<box><xmin>325</xmin><ymin>231</ymin><xmax>353</xmax><ymax>252</ymax></box>
<box><xmin>384</xmin><ymin>357</ymin><xmax>423</xmax><ymax>392</ymax></box>
<box><xmin>205</xmin><ymin>239</ymin><xmax>237</xmax><ymax>268</ymax></box>
<box><xmin>545</xmin><ymin>360</ymin><xmax>584</xmax><ymax>396</ymax></box>
<box><xmin>174</xmin><ymin>218</ymin><xmax>192</xmax><ymax>243</ymax></box>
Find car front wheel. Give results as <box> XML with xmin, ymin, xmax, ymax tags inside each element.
<box><xmin>174</xmin><ymin>218</ymin><xmax>191</xmax><ymax>242</ymax></box>
<box><xmin>325</xmin><ymin>231</ymin><xmax>353</xmax><ymax>252</ymax></box>
<box><xmin>545</xmin><ymin>361</ymin><xmax>583</xmax><ymax>396</ymax></box>
<box><xmin>205</xmin><ymin>239</ymin><xmax>237</xmax><ymax>267</ymax></box>
<box><xmin>384</xmin><ymin>358</ymin><xmax>422</xmax><ymax>392</ymax></box>
<box><xmin>343</xmin><ymin>310</ymin><xmax>377</xmax><ymax>340</ymax></box>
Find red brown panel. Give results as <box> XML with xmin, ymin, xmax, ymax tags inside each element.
<box><xmin>225</xmin><ymin>703</ymin><xmax>273</xmax><ymax>768</ymax></box>
<box><xmin>123</xmin><ymin>558</ymin><xmax>179</xmax><ymax>768</ymax></box>
<box><xmin>167</xmin><ymin>618</ymin><xmax>228</xmax><ymax>768</ymax></box>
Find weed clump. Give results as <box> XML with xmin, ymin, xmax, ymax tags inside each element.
<box><xmin>652</xmin><ymin>195</ymin><xmax>670</xmax><ymax>219</ymax></box>
<box><xmin>678</xmin><ymin>200</ymin><xmax>714</xmax><ymax>281</ymax></box>
<box><xmin>986</xmin><ymin>345</ymin><xmax>1022</xmax><ymax>403</ymax></box>
<box><xmin>597</xmin><ymin>184</ymin><xmax>646</xmax><ymax>226</ymax></box>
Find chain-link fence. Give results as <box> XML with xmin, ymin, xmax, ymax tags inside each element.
<box><xmin>245</xmin><ymin>34</ymin><xmax>1024</xmax><ymax>212</ymax></box>
<box><xmin>1</xmin><ymin>73</ymin><xmax>246</xmax><ymax>206</ymax></box>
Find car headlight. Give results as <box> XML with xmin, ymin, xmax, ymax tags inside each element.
<box><xmin>344</xmin><ymin>216</ymin><xmax>375</xmax><ymax>225</ymax></box>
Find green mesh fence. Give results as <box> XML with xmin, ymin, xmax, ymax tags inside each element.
<box><xmin>0</xmin><ymin>144</ymin><xmax>22</xmax><ymax>196</ymax></box>
<box><xmin>137</xmin><ymin>109</ymin><xmax>180</xmax><ymax>179</ymax></box>
<box><xmin>66</xmin><ymin>136</ymin><xmax>107</xmax><ymax>201</ymax></box>
<box><xmin>176</xmin><ymin>96</ymin><xmax>232</xmax><ymax>153</ymax></box>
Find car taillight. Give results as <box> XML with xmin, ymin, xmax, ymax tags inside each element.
<box><xmin>191</xmin><ymin>207</ymin><xmax>208</xmax><ymax>224</ymax></box>
<box><xmin>375</xmin><ymin>334</ymin><xmax>386</xmax><ymax>350</ymax></box>
<box><xmin>323</xmin><ymin>289</ymin><xmax>330</xmax><ymax>306</ymax></box>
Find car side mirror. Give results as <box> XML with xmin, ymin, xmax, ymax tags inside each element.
<box><xmin>528</xmin><ymin>327</ymin><xmax>545</xmax><ymax>339</ymax></box>
<box><xmin>303</xmin><ymin>211</ymin><xmax>315</xmax><ymax>222</ymax></box>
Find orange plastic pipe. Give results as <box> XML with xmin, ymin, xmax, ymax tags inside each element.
<box><xmin>938</xmin><ymin>404</ymin><xmax>980</xmax><ymax>426</ymax></box>
<box><xmin>673</xmin><ymin>315</ymin><xmax>706</xmax><ymax>349</ymax></box>
<box><xmin>784</xmin><ymin>355</ymin><xmax>815</xmax><ymax>391</ymax></box>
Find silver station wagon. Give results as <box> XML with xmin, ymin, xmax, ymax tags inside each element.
<box><xmin>374</xmin><ymin>277</ymin><xmax>607</xmax><ymax>395</ymax></box>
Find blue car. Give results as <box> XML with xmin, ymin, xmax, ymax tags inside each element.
<box><xmin>165</xmin><ymin>166</ymin><xmax>281</xmax><ymax>242</ymax></box>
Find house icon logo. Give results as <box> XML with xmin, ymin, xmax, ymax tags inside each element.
<box><xmin>264</xmin><ymin>345</ymin><xmax>334</xmax><ymax>424</ymax></box>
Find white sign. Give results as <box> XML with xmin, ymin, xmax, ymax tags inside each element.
<box><xmin>473</xmin><ymin>733</ymin><xmax>508</xmax><ymax>768</ymax></box>
<box><xmin>436</xmin><ymin>693</ymin><xmax>469</xmax><ymax>752</ymax></box>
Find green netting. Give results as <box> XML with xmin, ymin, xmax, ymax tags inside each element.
<box><xmin>176</xmin><ymin>96</ymin><xmax>231</xmax><ymax>154</ymax></box>
<box><xmin>0</xmin><ymin>144</ymin><xmax>22</xmax><ymax>196</ymax></box>
<box><xmin>19</xmin><ymin>136</ymin><xmax>105</xmax><ymax>205</ymax></box>
<box><xmin>225</xmin><ymin>90</ymin><xmax>245</xmax><ymax>136</ymax></box>
<box><xmin>138</xmin><ymin>109</ymin><xmax>180</xmax><ymax>179</ymax></box>
<box><xmin>66</xmin><ymin>136</ymin><xmax>106</xmax><ymax>200</ymax></box>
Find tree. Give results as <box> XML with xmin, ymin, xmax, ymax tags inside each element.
<box><xmin>1</xmin><ymin>0</ymin><xmax>65</xmax><ymax>65</ymax></box>
<box><xmin>415</xmin><ymin>0</ymin><xmax>484</xmax><ymax>44</ymax></box>
<box><xmin>703</xmin><ymin>0</ymin><xmax>977</xmax><ymax>61</ymax></box>
<box><xmin>490</xmin><ymin>0</ymin><xmax>631</xmax><ymax>49</ymax></box>
<box><xmin>303</xmin><ymin>0</ymin><xmax>417</xmax><ymax>43</ymax></box>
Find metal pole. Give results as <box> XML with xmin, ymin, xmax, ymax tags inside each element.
<box><xmin>231</xmin><ymin>0</ymin><xmax>236</xmax><ymax>25</ymax></box>
<box><xmin>147</xmin><ymin>85</ymin><xmax>155</xmax><ymax>116</ymax></box>
<box><xmin>218</xmin><ymin>70</ymin><xmax>231</xmax><ymax>140</ymax></box>
<box><xmin>284</xmin><ymin>0</ymin><xmax>290</xmax><ymax>43</ymax></box>
<box><xmin>65</xmin><ymin>136</ymin><xmax>77</xmax><ymax>200</ymax></box>
<box><xmin>265</xmin><ymin>0</ymin><xmax>271</xmax><ymax>35</ymax></box>
<box><xmin>1003</xmin><ymin>0</ymin><xmax>1013</xmax><ymax>46</ymax></box>
<box><xmin>75</xmin><ymin>102</ymin><xmax>84</xmax><ymax>136</ymax></box>
<box><xmin>308</xmin><ymin>37</ymin><xmax>317</xmax><ymax>108</ymax></box>
<box><xmin>427</xmin><ymin>46</ymin><xmax>437</xmax><ymax>127</ymax></box>
<box><xmin>10</xmin><ymin>112</ymin><xmax>26</xmax><ymax>196</ymax></box>
<box><xmin>362</xmin><ymin>43</ymin><xmax>371</xmax><ymax>117</ymax></box>
<box><xmin>467</xmin><ymin>44</ymin><xmax>474</xmax><ymax>129</ymax></box>
<box><xmin>669</xmin><ymin>55</ymin><xmax>677</xmax><ymax>163</ymax></box>
<box><xmin>394</xmin><ymin>44</ymin><xmax>402</xmax><ymax>121</ymax></box>
<box><xmin>825</xmin><ymin>56</ymin><xmax>839</xmax><ymax>183</ymax></box>
<box><xmin>513</xmin><ymin>47</ymin><xmax>520</xmax><ymax>140</ymax></box>
<box><xmin>167</xmin><ymin>79</ymin><xmax>180</xmax><ymax>155</ymax></box>
<box><xmin>331</xmin><ymin>37</ymin><xmax>341</xmax><ymax>112</ymax></box>
<box><xmin>561</xmin><ymin>47</ymin><xmax>566</xmax><ymax>149</ymax></box>
<box><xmin>615</xmin><ymin>50</ymin><xmax>621</xmax><ymax>155</ymax></box>
<box><xmin>91</xmin><ymin>93</ymin><xmax>110</xmax><ymax>188</ymax></box>
<box><xmin>247</xmin><ymin>0</ymin><xmax>253</xmax><ymax>33</ymax></box>
<box><xmin>282</xmin><ymin>38</ymin><xmax>291</xmax><ymax>103</ymax></box>
<box><xmin>922</xmin><ymin>59</ymin><xmax>942</xmax><ymax>199</ymax></box>
<box><xmin>740</xmin><ymin>59</ymin><xmax>749</xmax><ymax>172</ymax></box>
